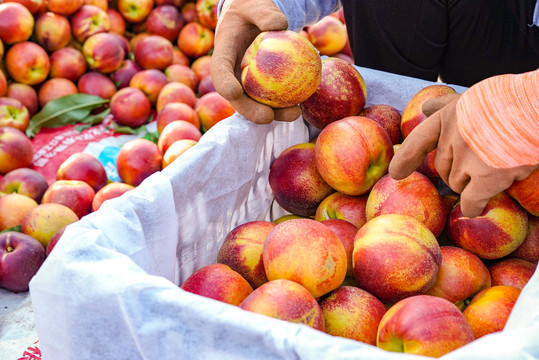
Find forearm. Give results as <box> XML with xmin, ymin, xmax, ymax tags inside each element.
<box><xmin>456</xmin><ymin>68</ymin><xmax>539</xmax><ymax>169</ymax></box>
<box><xmin>217</xmin><ymin>0</ymin><xmax>341</xmax><ymax>32</ymax></box>
<box><xmin>272</xmin><ymin>0</ymin><xmax>342</xmax><ymax>31</ymax></box>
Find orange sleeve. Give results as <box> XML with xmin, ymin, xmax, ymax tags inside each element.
<box><xmin>456</xmin><ymin>68</ymin><xmax>539</xmax><ymax>169</ymax></box>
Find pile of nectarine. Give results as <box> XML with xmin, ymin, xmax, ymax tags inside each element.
<box><xmin>180</xmin><ymin>45</ymin><xmax>537</xmax><ymax>357</ymax></box>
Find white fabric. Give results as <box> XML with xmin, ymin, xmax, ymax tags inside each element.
<box><xmin>29</xmin><ymin>68</ymin><xmax>539</xmax><ymax>360</ymax></box>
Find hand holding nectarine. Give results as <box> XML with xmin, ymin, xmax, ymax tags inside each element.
<box><xmin>210</xmin><ymin>0</ymin><xmax>304</xmax><ymax>124</ymax></box>
<box><xmin>389</xmin><ymin>93</ymin><xmax>538</xmax><ymax>217</ymax></box>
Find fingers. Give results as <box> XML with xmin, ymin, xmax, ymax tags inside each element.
<box><xmin>211</xmin><ymin>20</ymin><xmax>248</xmax><ymax>102</ymax></box>
<box><xmin>274</xmin><ymin>106</ymin><xmax>302</xmax><ymax>122</ymax></box>
<box><xmin>458</xmin><ymin>170</ymin><xmax>517</xmax><ymax>217</ymax></box>
<box><xmin>422</xmin><ymin>93</ymin><xmax>460</xmax><ymax>117</ymax></box>
<box><xmin>211</xmin><ymin>0</ymin><xmax>289</xmax><ymax>125</ymax></box>
<box><xmin>458</xmin><ymin>179</ymin><xmax>492</xmax><ymax>218</ymax></box>
<box><xmin>433</xmin><ymin>142</ymin><xmax>454</xmax><ymax>190</ymax></box>
<box><xmin>245</xmin><ymin>3</ymin><xmax>289</xmax><ymax>32</ymax></box>
<box><xmin>389</xmin><ymin>113</ymin><xmax>442</xmax><ymax>180</ymax></box>
<box><xmin>211</xmin><ymin>57</ymin><xmax>245</xmax><ymax>102</ymax></box>
<box><xmin>229</xmin><ymin>93</ymin><xmax>275</xmax><ymax>124</ymax></box>
<box><xmin>446</xmin><ymin>163</ymin><xmax>470</xmax><ymax>194</ymax></box>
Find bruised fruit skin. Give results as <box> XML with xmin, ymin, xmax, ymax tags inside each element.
<box><xmin>300</xmin><ymin>57</ymin><xmax>367</xmax><ymax>129</ymax></box>
<box><xmin>366</xmin><ymin>172</ymin><xmax>447</xmax><ymax>238</ymax></box>
<box><xmin>269</xmin><ymin>142</ymin><xmax>335</xmax><ymax>217</ymax></box>
<box><xmin>145</xmin><ymin>5</ymin><xmax>184</xmax><ymax>43</ymax></box>
<box><xmin>181</xmin><ymin>263</ymin><xmax>254</xmax><ymax>306</ymax></box>
<box><xmin>448</xmin><ymin>192</ymin><xmax>528</xmax><ymax>260</ymax></box>
<box><xmin>425</xmin><ymin>246</ymin><xmax>491</xmax><ymax>310</ymax></box>
<box><xmin>241</xmin><ymin>30</ymin><xmax>322</xmax><ymax>108</ymax></box>
<box><xmin>353</xmin><ymin>214</ymin><xmax>442</xmax><ymax>304</ymax></box>
<box><xmin>377</xmin><ymin>295</ymin><xmax>474</xmax><ymax>357</ymax></box>
<box><xmin>263</xmin><ymin>219</ymin><xmax>347</xmax><ymax>299</ymax></box>
<box><xmin>321</xmin><ymin>219</ymin><xmax>358</xmax><ymax>277</ymax></box>
<box><xmin>320</xmin><ymin>286</ymin><xmax>386</xmax><ymax>345</ymax></box>
<box><xmin>314</xmin><ymin>116</ymin><xmax>394</xmax><ymax>196</ymax></box>
<box><xmin>239</xmin><ymin>279</ymin><xmax>325</xmax><ymax>331</ymax></box>
<box><xmin>217</xmin><ymin>220</ymin><xmax>275</xmax><ymax>289</ymax></box>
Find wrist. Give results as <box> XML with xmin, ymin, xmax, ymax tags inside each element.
<box><xmin>216</xmin><ymin>0</ymin><xmax>233</xmax><ymax>34</ymax></box>
<box><xmin>456</xmin><ymin>69</ymin><xmax>539</xmax><ymax>169</ymax></box>
<box><xmin>217</xmin><ymin>0</ymin><xmax>229</xmax><ymax>18</ymax></box>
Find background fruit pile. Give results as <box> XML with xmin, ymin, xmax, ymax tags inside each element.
<box><xmin>0</xmin><ymin>6</ymin><xmax>355</xmax><ymax>294</ymax></box>
<box><xmin>0</xmin><ymin>0</ymin><xmax>236</xmax><ymax>294</ymax></box>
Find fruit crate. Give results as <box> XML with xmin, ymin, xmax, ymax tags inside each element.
<box><xmin>28</xmin><ymin>67</ymin><xmax>538</xmax><ymax>360</ymax></box>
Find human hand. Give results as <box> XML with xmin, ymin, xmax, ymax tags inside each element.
<box><xmin>210</xmin><ymin>0</ymin><xmax>302</xmax><ymax>124</ymax></box>
<box><xmin>389</xmin><ymin>94</ymin><xmax>538</xmax><ymax>217</ymax></box>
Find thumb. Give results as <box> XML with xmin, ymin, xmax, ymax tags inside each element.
<box><xmin>243</xmin><ymin>1</ymin><xmax>288</xmax><ymax>32</ymax></box>
<box><xmin>389</xmin><ymin>113</ymin><xmax>442</xmax><ymax>179</ymax></box>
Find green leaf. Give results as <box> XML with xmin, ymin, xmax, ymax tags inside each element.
<box><xmin>110</xmin><ymin>121</ymin><xmax>147</xmax><ymax>135</ymax></box>
<box><xmin>26</xmin><ymin>94</ymin><xmax>110</xmax><ymax>138</ymax></box>
<box><xmin>73</xmin><ymin>108</ymin><xmax>111</xmax><ymax>133</ymax></box>
<box><xmin>112</xmin><ymin>124</ymin><xmax>140</xmax><ymax>134</ymax></box>
<box><xmin>110</xmin><ymin>113</ymin><xmax>155</xmax><ymax>136</ymax></box>
<box><xmin>83</xmin><ymin>107</ymin><xmax>111</xmax><ymax>126</ymax></box>
<box><xmin>142</xmin><ymin>130</ymin><xmax>159</xmax><ymax>144</ymax></box>
<box><xmin>0</xmin><ymin>225</ymin><xmax>21</xmax><ymax>234</ymax></box>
